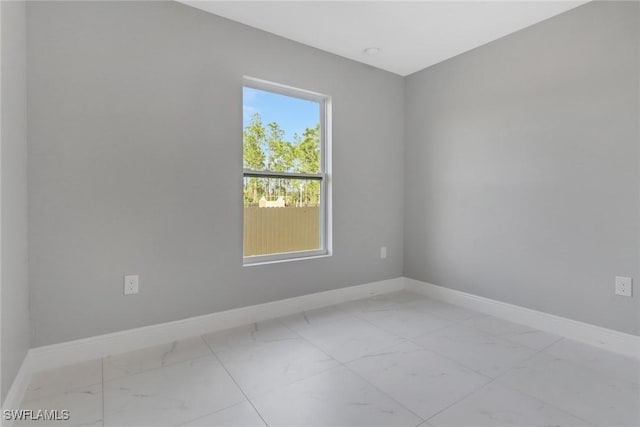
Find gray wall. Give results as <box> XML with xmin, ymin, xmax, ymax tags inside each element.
<box><xmin>25</xmin><ymin>0</ymin><xmax>640</xmax><ymax>347</ymax></box>
<box><xmin>27</xmin><ymin>1</ymin><xmax>405</xmax><ymax>346</ymax></box>
<box><xmin>405</xmin><ymin>1</ymin><xmax>640</xmax><ymax>335</ymax></box>
<box><xmin>1</xmin><ymin>0</ymin><xmax>30</xmax><ymax>401</ymax></box>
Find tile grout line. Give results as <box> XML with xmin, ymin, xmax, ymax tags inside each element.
<box><xmin>337</xmin><ymin>303</ymin><xmax>502</xmax><ymax>423</ymax></box>
<box><xmin>538</xmin><ymin>338</ymin><xmax>640</xmax><ymax>387</ymax></box>
<box><xmin>199</xmin><ymin>331</ymin><xmax>271</xmax><ymax>427</ymax></box>
<box><xmin>279</xmin><ymin>296</ymin><xmax>588</xmax><ymax>425</ymax></box>
<box><xmin>421</xmin><ymin>334</ymin><xmax>598</xmax><ymax>426</ymax></box>
<box><xmin>461</xmin><ymin>320</ymin><xmax>567</xmax><ymax>354</ymax></box>
<box><xmin>482</xmin><ymin>337</ymin><xmax>599</xmax><ymax>427</ymax></box>
<box><xmin>275</xmin><ymin>313</ymin><xmax>429</xmax><ymax>423</ymax></box>
<box><xmin>350</xmin><ymin>308</ymin><xmax>458</xmax><ymax>344</ymax></box>
<box><xmin>177</xmin><ymin>400</ymin><xmax>259</xmax><ymax>427</ymax></box>
<box><xmin>405</xmin><ymin>332</ymin><xmax>510</xmax><ymax>381</ymax></box>
<box><xmin>276</xmin><ymin>301</ymin><xmax>546</xmax><ymax>424</ymax></box>
<box><xmin>418</xmin><ymin>337</ymin><xmax>551</xmax><ymax>424</ymax></box>
<box><xmin>32</xmin><ymin>293</ymin><xmax>623</xmax><ymax>427</ymax></box>
<box><xmin>98</xmin><ymin>313</ymin><xmax>423</xmax><ymax>426</ymax></box>
<box><xmin>183</xmin><ymin>304</ymin><xmax>599</xmax><ymax>426</ymax></box>
<box><xmin>340</xmin><ymin>362</ymin><xmax>427</xmax><ymax>423</ymax></box>
<box><xmin>277</xmin><ymin>297</ymin><xmax>482</xmax><ymax>419</ymax></box>
<box><xmin>278</xmin><ymin>300</ymin><xmax>604</xmax><ymax>427</ymax></box>
<box><xmin>197</xmin><ymin>318</ymin><xmax>345</xmax><ymax>404</ymax></box>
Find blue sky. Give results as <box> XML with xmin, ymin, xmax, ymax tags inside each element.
<box><xmin>243</xmin><ymin>87</ymin><xmax>319</xmax><ymax>141</ymax></box>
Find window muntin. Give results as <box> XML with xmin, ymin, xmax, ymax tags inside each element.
<box><xmin>242</xmin><ymin>78</ymin><xmax>330</xmax><ymax>264</ymax></box>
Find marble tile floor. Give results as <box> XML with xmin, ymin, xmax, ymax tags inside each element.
<box><xmin>15</xmin><ymin>291</ymin><xmax>640</xmax><ymax>427</ymax></box>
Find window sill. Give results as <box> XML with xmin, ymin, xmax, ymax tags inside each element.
<box><xmin>243</xmin><ymin>250</ymin><xmax>330</xmax><ymax>267</ymax></box>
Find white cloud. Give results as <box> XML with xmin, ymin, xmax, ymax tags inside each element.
<box><xmin>243</xmin><ymin>105</ymin><xmax>259</xmax><ymax>123</ymax></box>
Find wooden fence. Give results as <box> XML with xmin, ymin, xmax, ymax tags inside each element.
<box><xmin>243</xmin><ymin>206</ymin><xmax>320</xmax><ymax>256</ymax></box>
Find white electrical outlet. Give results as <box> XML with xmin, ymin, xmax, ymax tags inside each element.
<box><xmin>124</xmin><ymin>274</ymin><xmax>139</xmax><ymax>295</ymax></box>
<box><xmin>615</xmin><ymin>276</ymin><xmax>632</xmax><ymax>297</ymax></box>
<box><xmin>380</xmin><ymin>246</ymin><xmax>387</xmax><ymax>259</ymax></box>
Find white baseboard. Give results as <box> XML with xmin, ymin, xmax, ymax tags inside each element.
<box><xmin>27</xmin><ymin>277</ymin><xmax>404</xmax><ymax>373</ymax></box>
<box><xmin>4</xmin><ymin>274</ymin><xmax>638</xmax><ymax>417</ymax></box>
<box><xmin>1</xmin><ymin>353</ymin><xmax>33</xmax><ymax>427</ymax></box>
<box><xmin>404</xmin><ymin>277</ymin><xmax>640</xmax><ymax>359</ymax></box>
<box><xmin>1</xmin><ymin>277</ymin><xmax>402</xmax><ymax>414</ymax></box>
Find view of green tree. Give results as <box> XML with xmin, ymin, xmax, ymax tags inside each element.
<box><xmin>242</xmin><ymin>113</ymin><xmax>266</xmax><ymax>170</ymax></box>
<box><xmin>242</xmin><ymin>113</ymin><xmax>266</xmax><ymax>204</ymax></box>
<box><xmin>243</xmin><ymin>112</ymin><xmax>321</xmax><ymax>207</ymax></box>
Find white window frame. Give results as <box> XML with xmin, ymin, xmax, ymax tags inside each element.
<box><xmin>242</xmin><ymin>77</ymin><xmax>332</xmax><ymax>266</ymax></box>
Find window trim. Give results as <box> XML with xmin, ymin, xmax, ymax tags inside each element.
<box><xmin>242</xmin><ymin>77</ymin><xmax>332</xmax><ymax>266</ymax></box>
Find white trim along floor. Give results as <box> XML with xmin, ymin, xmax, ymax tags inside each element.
<box><xmin>3</xmin><ymin>277</ymin><xmax>639</xmax><ymax>426</ymax></box>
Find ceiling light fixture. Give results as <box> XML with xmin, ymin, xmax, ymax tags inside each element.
<box><xmin>363</xmin><ymin>47</ymin><xmax>380</xmax><ymax>55</ymax></box>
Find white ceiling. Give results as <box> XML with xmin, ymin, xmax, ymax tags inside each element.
<box><xmin>179</xmin><ymin>1</ymin><xmax>586</xmax><ymax>76</ymax></box>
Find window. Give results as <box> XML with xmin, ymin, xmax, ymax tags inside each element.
<box><xmin>242</xmin><ymin>77</ymin><xmax>331</xmax><ymax>264</ymax></box>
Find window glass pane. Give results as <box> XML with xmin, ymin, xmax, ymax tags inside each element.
<box><xmin>243</xmin><ymin>176</ymin><xmax>321</xmax><ymax>257</ymax></box>
<box><xmin>243</xmin><ymin>87</ymin><xmax>321</xmax><ymax>174</ymax></box>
